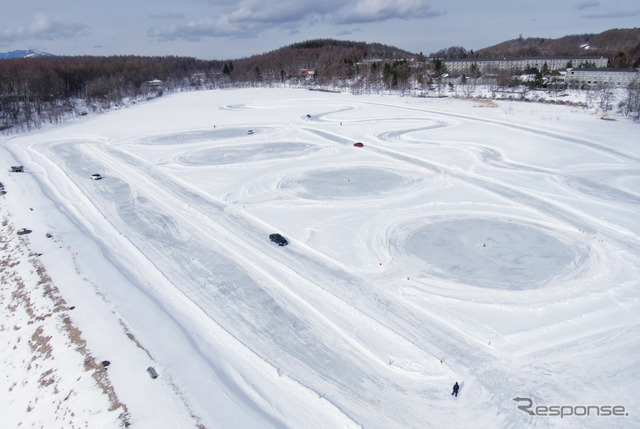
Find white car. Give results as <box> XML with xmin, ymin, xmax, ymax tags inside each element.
<box><xmin>90</xmin><ymin>173</ymin><xmax>102</xmax><ymax>180</ymax></box>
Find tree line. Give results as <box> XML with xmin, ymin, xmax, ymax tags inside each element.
<box><xmin>0</xmin><ymin>55</ymin><xmax>227</xmax><ymax>131</ymax></box>
<box><xmin>2</xmin><ymin>43</ymin><xmax>640</xmax><ymax>132</ymax></box>
<box><xmin>0</xmin><ymin>44</ymin><xmax>426</xmax><ymax>132</ymax></box>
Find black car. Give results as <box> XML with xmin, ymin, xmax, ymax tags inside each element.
<box><xmin>269</xmin><ymin>233</ymin><xmax>288</xmax><ymax>246</ymax></box>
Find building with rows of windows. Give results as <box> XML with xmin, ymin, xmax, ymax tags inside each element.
<box><xmin>443</xmin><ymin>56</ymin><xmax>608</xmax><ymax>74</ymax></box>
<box><xmin>565</xmin><ymin>68</ymin><xmax>639</xmax><ymax>88</ymax></box>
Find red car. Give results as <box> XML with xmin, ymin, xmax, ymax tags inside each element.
<box><xmin>353</xmin><ymin>142</ymin><xmax>364</xmax><ymax>147</ymax></box>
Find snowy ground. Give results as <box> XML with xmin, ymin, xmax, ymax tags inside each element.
<box><xmin>1</xmin><ymin>88</ymin><xmax>639</xmax><ymax>428</ymax></box>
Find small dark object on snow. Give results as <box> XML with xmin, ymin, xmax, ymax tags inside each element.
<box><xmin>69</xmin><ymin>306</ymin><xmax>75</xmax><ymax>310</ymax></box>
<box><xmin>147</xmin><ymin>366</ymin><xmax>159</xmax><ymax>379</ymax></box>
<box><xmin>46</xmin><ymin>232</ymin><xmax>53</xmax><ymax>238</ymax></box>
<box><xmin>269</xmin><ymin>233</ymin><xmax>288</xmax><ymax>246</ymax></box>
<box><xmin>452</xmin><ymin>382</ymin><xmax>459</xmax><ymax>397</ymax></box>
<box><xmin>17</xmin><ymin>228</ymin><xmax>31</xmax><ymax>235</ymax></box>
<box><xmin>10</xmin><ymin>166</ymin><xmax>24</xmax><ymax>173</ymax></box>
<box><xmin>353</xmin><ymin>142</ymin><xmax>364</xmax><ymax>147</ymax></box>
<box><xmin>101</xmin><ymin>360</ymin><xmax>111</xmax><ymax>368</ymax></box>
<box><xmin>247</xmin><ymin>129</ymin><xmax>254</xmax><ymax>135</ymax></box>
<box><xmin>306</xmin><ymin>114</ymin><xmax>311</xmax><ymax>118</ymax></box>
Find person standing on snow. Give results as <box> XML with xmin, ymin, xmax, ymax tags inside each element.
<box><xmin>451</xmin><ymin>382</ymin><xmax>459</xmax><ymax>397</ymax></box>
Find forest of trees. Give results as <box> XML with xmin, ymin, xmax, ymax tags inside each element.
<box><xmin>2</xmin><ymin>37</ymin><xmax>640</xmax><ymax>132</ymax></box>
<box><xmin>0</xmin><ymin>41</ymin><xmax>432</xmax><ymax>132</ymax></box>
<box><xmin>0</xmin><ymin>55</ymin><xmax>227</xmax><ymax>131</ymax></box>
<box><xmin>475</xmin><ymin>28</ymin><xmax>640</xmax><ymax>66</ymax></box>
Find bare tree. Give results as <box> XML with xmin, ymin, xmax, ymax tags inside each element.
<box><xmin>595</xmin><ymin>84</ymin><xmax>615</xmax><ymax>111</ymax></box>
<box><xmin>619</xmin><ymin>81</ymin><xmax>640</xmax><ymax>120</ymax></box>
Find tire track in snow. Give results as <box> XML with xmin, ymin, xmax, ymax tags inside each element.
<box><xmin>346</xmin><ymin>97</ymin><xmax>640</xmax><ymax>163</ymax></box>
<box><xmin>17</xmin><ymin>138</ymin><xmax>293</xmax><ymax>429</ymax></box>
<box><xmin>57</xmin><ymin>140</ymin><xmax>455</xmax><ymax>429</ymax></box>
<box><xmin>304</xmin><ymin>112</ymin><xmax>640</xmax><ymax>254</ymax></box>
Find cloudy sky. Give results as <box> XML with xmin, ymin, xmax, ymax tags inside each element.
<box><xmin>1</xmin><ymin>0</ymin><xmax>638</xmax><ymax>59</ymax></box>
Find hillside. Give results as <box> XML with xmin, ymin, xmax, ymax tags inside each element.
<box><xmin>228</xmin><ymin>39</ymin><xmax>418</xmax><ymax>82</ymax></box>
<box><xmin>475</xmin><ymin>28</ymin><xmax>640</xmax><ymax>67</ymax></box>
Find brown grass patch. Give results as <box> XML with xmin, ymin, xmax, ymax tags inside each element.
<box><xmin>61</xmin><ymin>315</ymin><xmax>131</xmax><ymax>425</ymax></box>
<box><xmin>39</xmin><ymin>368</ymin><xmax>56</xmax><ymax>387</ymax></box>
<box><xmin>29</xmin><ymin>326</ymin><xmax>53</xmax><ymax>360</ymax></box>
<box><xmin>467</xmin><ymin>98</ymin><xmax>498</xmax><ymax>108</ymax></box>
<box><xmin>119</xmin><ymin>319</ymin><xmax>152</xmax><ymax>359</ymax></box>
<box><xmin>2</xmin><ymin>215</ymin><xmax>131</xmax><ymax>427</ymax></box>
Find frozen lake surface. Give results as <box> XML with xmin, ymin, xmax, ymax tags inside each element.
<box><xmin>1</xmin><ymin>88</ymin><xmax>639</xmax><ymax>428</ymax></box>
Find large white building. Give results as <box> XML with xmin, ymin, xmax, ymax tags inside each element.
<box><xmin>443</xmin><ymin>56</ymin><xmax>608</xmax><ymax>74</ymax></box>
<box><xmin>565</xmin><ymin>68</ymin><xmax>639</xmax><ymax>88</ymax></box>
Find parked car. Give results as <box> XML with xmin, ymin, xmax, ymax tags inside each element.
<box><xmin>247</xmin><ymin>130</ymin><xmax>254</xmax><ymax>135</ymax></box>
<box><xmin>269</xmin><ymin>233</ymin><xmax>288</xmax><ymax>246</ymax></box>
<box><xmin>90</xmin><ymin>173</ymin><xmax>102</xmax><ymax>180</ymax></box>
<box><xmin>353</xmin><ymin>142</ymin><xmax>364</xmax><ymax>147</ymax></box>
<box><xmin>147</xmin><ymin>366</ymin><xmax>159</xmax><ymax>379</ymax></box>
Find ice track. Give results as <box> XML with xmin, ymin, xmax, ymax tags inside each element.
<box><xmin>5</xmin><ymin>89</ymin><xmax>639</xmax><ymax>428</ymax></box>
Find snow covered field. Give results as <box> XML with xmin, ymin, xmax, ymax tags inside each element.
<box><xmin>1</xmin><ymin>88</ymin><xmax>639</xmax><ymax>428</ymax></box>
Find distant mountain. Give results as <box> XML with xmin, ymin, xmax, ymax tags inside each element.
<box><xmin>0</xmin><ymin>49</ymin><xmax>54</xmax><ymax>59</ymax></box>
<box><xmin>475</xmin><ymin>28</ymin><xmax>640</xmax><ymax>67</ymax></box>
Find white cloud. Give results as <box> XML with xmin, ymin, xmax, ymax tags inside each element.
<box><xmin>0</xmin><ymin>13</ymin><xmax>89</xmax><ymax>44</ymax></box>
<box><xmin>148</xmin><ymin>13</ymin><xmax>266</xmax><ymax>42</ymax></box>
<box><xmin>338</xmin><ymin>0</ymin><xmax>443</xmax><ymax>24</ymax></box>
<box><xmin>581</xmin><ymin>8</ymin><xmax>639</xmax><ymax>18</ymax></box>
<box><xmin>148</xmin><ymin>0</ymin><xmax>442</xmax><ymax>42</ymax></box>
<box><xmin>574</xmin><ymin>0</ymin><xmax>639</xmax><ymax>18</ymax></box>
<box><xmin>575</xmin><ymin>1</ymin><xmax>599</xmax><ymax>11</ymax></box>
